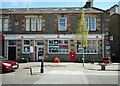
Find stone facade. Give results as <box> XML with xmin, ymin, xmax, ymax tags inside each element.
<box><xmin>0</xmin><ymin>2</ymin><xmax>111</xmax><ymax>62</ymax></box>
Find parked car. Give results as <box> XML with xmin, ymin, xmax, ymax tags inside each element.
<box><xmin>0</xmin><ymin>56</ymin><xmax>19</xmax><ymax>72</ymax></box>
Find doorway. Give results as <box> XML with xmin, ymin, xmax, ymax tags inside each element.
<box><xmin>8</xmin><ymin>47</ymin><xmax>16</xmax><ymax>61</ymax></box>
<box><xmin>36</xmin><ymin>47</ymin><xmax>44</xmax><ymax>61</ymax></box>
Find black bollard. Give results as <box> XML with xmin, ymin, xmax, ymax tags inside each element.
<box><xmin>30</xmin><ymin>67</ymin><xmax>32</xmax><ymax>75</ymax></box>
<box><xmin>101</xmin><ymin>65</ymin><xmax>105</xmax><ymax>70</ymax></box>
<box><xmin>40</xmin><ymin>59</ymin><xmax>44</xmax><ymax>73</ymax></box>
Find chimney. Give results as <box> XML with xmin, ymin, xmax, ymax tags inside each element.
<box><xmin>27</xmin><ymin>5</ymin><xmax>29</xmax><ymax>10</ymax></box>
<box><xmin>84</xmin><ymin>0</ymin><xmax>94</xmax><ymax>8</ymax></box>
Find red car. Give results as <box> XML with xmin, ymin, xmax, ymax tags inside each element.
<box><xmin>0</xmin><ymin>56</ymin><xmax>19</xmax><ymax>72</ymax></box>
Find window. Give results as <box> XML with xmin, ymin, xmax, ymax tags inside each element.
<box><xmin>0</xmin><ymin>18</ymin><xmax>2</xmax><ymax>31</ymax></box>
<box><xmin>8</xmin><ymin>40</ymin><xmax>16</xmax><ymax>46</ymax></box>
<box><xmin>58</xmin><ymin>18</ymin><xmax>67</xmax><ymax>31</ymax></box>
<box><xmin>25</xmin><ymin>17</ymin><xmax>42</xmax><ymax>31</ymax></box>
<box><xmin>85</xmin><ymin>18</ymin><xmax>89</xmax><ymax>30</ymax></box>
<box><xmin>36</xmin><ymin>41</ymin><xmax>44</xmax><ymax>46</ymax></box>
<box><xmin>77</xmin><ymin>40</ymin><xmax>98</xmax><ymax>54</ymax></box>
<box><xmin>31</xmin><ymin>18</ymin><xmax>36</xmax><ymax>31</ymax></box>
<box><xmin>23</xmin><ymin>40</ymin><xmax>30</xmax><ymax>53</ymax></box>
<box><xmin>3</xmin><ymin>18</ymin><xmax>8</xmax><ymax>31</ymax></box>
<box><xmin>26</xmin><ymin>18</ymin><xmax>30</xmax><ymax>31</ymax></box>
<box><xmin>38</xmin><ymin>18</ymin><xmax>42</xmax><ymax>31</ymax></box>
<box><xmin>91</xmin><ymin>18</ymin><xmax>96</xmax><ymax>31</ymax></box>
<box><xmin>48</xmin><ymin>40</ymin><xmax>69</xmax><ymax>54</ymax></box>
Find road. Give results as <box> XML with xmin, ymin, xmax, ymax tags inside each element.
<box><xmin>1</xmin><ymin>62</ymin><xmax>120</xmax><ymax>85</ymax></box>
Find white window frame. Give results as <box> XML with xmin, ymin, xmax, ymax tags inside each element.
<box><xmin>3</xmin><ymin>18</ymin><xmax>8</xmax><ymax>31</ymax></box>
<box><xmin>26</xmin><ymin>18</ymin><xmax>30</xmax><ymax>31</ymax></box>
<box><xmin>77</xmin><ymin>40</ymin><xmax>98</xmax><ymax>54</ymax></box>
<box><xmin>22</xmin><ymin>40</ymin><xmax>30</xmax><ymax>54</ymax></box>
<box><xmin>38</xmin><ymin>18</ymin><xmax>42</xmax><ymax>31</ymax></box>
<box><xmin>48</xmin><ymin>40</ymin><xmax>69</xmax><ymax>54</ymax></box>
<box><xmin>58</xmin><ymin>18</ymin><xmax>67</xmax><ymax>31</ymax></box>
<box><xmin>90</xmin><ymin>18</ymin><xmax>96</xmax><ymax>31</ymax></box>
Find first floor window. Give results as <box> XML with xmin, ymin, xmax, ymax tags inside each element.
<box><xmin>91</xmin><ymin>18</ymin><xmax>96</xmax><ymax>31</ymax></box>
<box><xmin>77</xmin><ymin>40</ymin><xmax>98</xmax><ymax>54</ymax></box>
<box><xmin>3</xmin><ymin>18</ymin><xmax>8</xmax><ymax>31</ymax></box>
<box><xmin>48</xmin><ymin>40</ymin><xmax>69</xmax><ymax>54</ymax></box>
<box><xmin>25</xmin><ymin>17</ymin><xmax>42</xmax><ymax>31</ymax></box>
<box><xmin>38</xmin><ymin>18</ymin><xmax>42</xmax><ymax>31</ymax></box>
<box><xmin>85</xmin><ymin>18</ymin><xmax>89</xmax><ymax>30</ymax></box>
<box><xmin>31</xmin><ymin>18</ymin><xmax>36</xmax><ymax>31</ymax></box>
<box><xmin>23</xmin><ymin>40</ymin><xmax>30</xmax><ymax>53</ymax></box>
<box><xmin>58</xmin><ymin>18</ymin><xmax>67</xmax><ymax>31</ymax></box>
<box><xmin>26</xmin><ymin>18</ymin><xmax>30</xmax><ymax>31</ymax></box>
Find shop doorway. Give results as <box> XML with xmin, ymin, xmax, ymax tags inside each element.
<box><xmin>36</xmin><ymin>47</ymin><xmax>44</xmax><ymax>61</ymax></box>
<box><xmin>8</xmin><ymin>47</ymin><xmax>16</xmax><ymax>61</ymax></box>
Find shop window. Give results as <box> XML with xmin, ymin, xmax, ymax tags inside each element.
<box><xmin>77</xmin><ymin>40</ymin><xmax>98</xmax><ymax>54</ymax></box>
<box><xmin>48</xmin><ymin>40</ymin><xmax>69</xmax><ymax>54</ymax></box>
<box><xmin>22</xmin><ymin>40</ymin><xmax>30</xmax><ymax>54</ymax></box>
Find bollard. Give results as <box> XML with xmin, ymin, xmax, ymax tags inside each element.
<box><xmin>40</xmin><ymin>60</ymin><xmax>44</xmax><ymax>73</ymax></box>
<box><xmin>30</xmin><ymin>67</ymin><xmax>32</xmax><ymax>75</ymax></box>
<box><xmin>101</xmin><ymin>65</ymin><xmax>105</xmax><ymax>70</ymax></box>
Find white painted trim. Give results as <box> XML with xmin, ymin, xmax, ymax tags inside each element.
<box><xmin>4</xmin><ymin>34</ymin><xmax>103</xmax><ymax>40</ymax></box>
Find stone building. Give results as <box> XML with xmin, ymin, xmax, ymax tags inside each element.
<box><xmin>0</xmin><ymin>1</ymin><xmax>111</xmax><ymax>62</ymax></box>
<box><xmin>108</xmin><ymin>3</ymin><xmax>120</xmax><ymax>62</ymax></box>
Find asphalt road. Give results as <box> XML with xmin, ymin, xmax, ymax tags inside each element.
<box><xmin>1</xmin><ymin>62</ymin><xmax>120</xmax><ymax>85</ymax></box>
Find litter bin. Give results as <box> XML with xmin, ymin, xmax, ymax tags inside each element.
<box><xmin>101</xmin><ymin>64</ymin><xmax>105</xmax><ymax>70</ymax></box>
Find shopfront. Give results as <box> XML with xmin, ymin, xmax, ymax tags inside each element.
<box><xmin>4</xmin><ymin>34</ymin><xmax>103</xmax><ymax>62</ymax></box>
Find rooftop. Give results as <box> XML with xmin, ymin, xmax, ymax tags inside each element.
<box><xmin>0</xmin><ymin>7</ymin><xmax>105</xmax><ymax>14</ymax></box>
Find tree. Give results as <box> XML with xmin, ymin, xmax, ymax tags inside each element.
<box><xmin>76</xmin><ymin>8</ymin><xmax>89</xmax><ymax>66</ymax></box>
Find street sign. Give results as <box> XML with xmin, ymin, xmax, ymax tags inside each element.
<box><xmin>106</xmin><ymin>45</ymin><xmax>110</xmax><ymax>50</ymax></box>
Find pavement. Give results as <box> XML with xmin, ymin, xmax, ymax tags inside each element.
<box><xmin>1</xmin><ymin>62</ymin><xmax>120</xmax><ymax>85</ymax></box>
